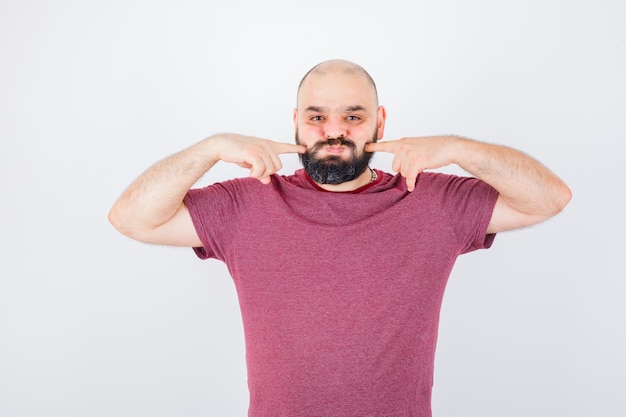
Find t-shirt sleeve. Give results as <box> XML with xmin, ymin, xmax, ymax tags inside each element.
<box><xmin>183</xmin><ymin>181</ymin><xmax>243</xmax><ymax>261</ymax></box>
<box><xmin>459</xmin><ymin>177</ymin><xmax>498</xmax><ymax>253</ymax></box>
<box><xmin>435</xmin><ymin>174</ymin><xmax>499</xmax><ymax>254</ymax></box>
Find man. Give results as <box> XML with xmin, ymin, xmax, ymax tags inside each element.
<box><xmin>109</xmin><ymin>59</ymin><xmax>571</xmax><ymax>416</ymax></box>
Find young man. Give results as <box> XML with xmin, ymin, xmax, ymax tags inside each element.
<box><xmin>109</xmin><ymin>59</ymin><xmax>571</xmax><ymax>416</ymax></box>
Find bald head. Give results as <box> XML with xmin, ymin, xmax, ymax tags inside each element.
<box><xmin>297</xmin><ymin>59</ymin><xmax>379</xmax><ymax>105</ymax></box>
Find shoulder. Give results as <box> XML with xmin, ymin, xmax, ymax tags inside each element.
<box><xmin>185</xmin><ymin>173</ymin><xmax>311</xmax><ymax>209</ymax></box>
<box><xmin>372</xmin><ymin>170</ymin><xmax>483</xmax><ymax>192</ymax></box>
<box><xmin>190</xmin><ymin>176</ymin><xmax>267</xmax><ymax>195</ymax></box>
<box><xmin>371</xmin><ymin>171</ymin><xmax>497</xmax><ymax>208</ymax></box>
<box><xmin>416</xmin><ymin>171</ymin><xmax>494</xmax><ymax>194</ymax></box>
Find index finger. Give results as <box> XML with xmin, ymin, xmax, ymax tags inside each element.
<box><xmin>365</xmin><ymin>141</ymin><xmax>398</xmax><ymax>153</ymax></box>
<box><xmin>271</xmin><ymin>141</ymin><xmax>307</xmax><ymax>154</ymax></box>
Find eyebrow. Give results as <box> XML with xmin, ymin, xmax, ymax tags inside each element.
<box><xmin>304</xmin><ymin>105</ymin><xmax>368</xmax><ymax>113</ymax></box>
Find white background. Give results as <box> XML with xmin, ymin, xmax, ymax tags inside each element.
<box><xmin>1</xmin><ymin>0</ymin><xmax>624</xmax><ymax>416</ymax></box>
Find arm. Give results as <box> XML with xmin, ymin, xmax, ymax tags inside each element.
<box><xmin>365</xmin><ymin>135</ymin><xmax>572</xmax><ymax>233</ymax></box>
<box><xmin>108</xmin><ymin>133</ymin><xmax>306</xmax><ymax>246</ymax></box>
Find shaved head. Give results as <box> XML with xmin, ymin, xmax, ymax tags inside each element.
<box><xmin>297</xmin><ymin>59</ymin><xmax>379</xmax><ymax>105</ymax></box>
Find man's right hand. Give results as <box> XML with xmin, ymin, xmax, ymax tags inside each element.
<box><xmin>208</xmin><ymin>134</ymin><xmax>306</xmax><ymax>184</ymax></box>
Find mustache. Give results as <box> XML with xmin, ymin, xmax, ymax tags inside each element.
<box><xmin>308</xmin><ymin>138</ymin><xmax>357</xmax><ymax>154</ymax></box>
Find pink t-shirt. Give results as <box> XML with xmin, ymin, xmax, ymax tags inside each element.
<box><xmin>184</xmin><ymin>169</ymin><xmax>498</xmax><ymax>417</ymax></box>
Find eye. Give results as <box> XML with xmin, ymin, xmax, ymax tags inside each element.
<box><xmin>310</xmin><ymin>115</ymin><xmax>324</xmax><ymax>121</ymax></box>
<box><xmin>346</xmin><ymin>115</ymin><xmax>361</xmax><ymax>121</ymax></box>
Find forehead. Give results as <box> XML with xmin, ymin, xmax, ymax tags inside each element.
<box><xmin>297</xmin><ymin>70</ymin><xmax>378</xmax><ymax>112</ymax></box>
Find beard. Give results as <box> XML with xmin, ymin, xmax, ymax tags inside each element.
<box><xmin>296</xmin><ymin>132</ymin><xmax>376</xmax><ymax>185</ymax></box>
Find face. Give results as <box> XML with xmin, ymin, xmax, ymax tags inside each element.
<box><xmin>294</xmin><ymin>67</ymin><xmax>386</xmax><ymax>184</ymax></box>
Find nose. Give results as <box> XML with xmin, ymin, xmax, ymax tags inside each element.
<box><xmin>324</xmin><ymin>117</ymin><xmax>347</xmax><ymax>139</ymax></box>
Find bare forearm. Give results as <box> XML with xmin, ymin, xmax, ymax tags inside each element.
<box><xmin>109</xmin><ymin>133</ymin><xmax>305</xmax><ymax>242</ymax></box>
<box><xmin>108</xmin><ymin>137</ymin><xmax>218</xmax><ymax>236</ymax></box>
<box><xmin>452</xmin><ymin>136</ymin><xmax>572</xmax><ymax>217</ymax></box>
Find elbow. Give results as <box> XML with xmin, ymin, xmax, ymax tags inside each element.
<box><xmin>550</xmin><ymin>181</ymin><xmax>573</xmax><ymax>215</ymax></box>
<box><xmin>561</xmin><ymin>183</ymin><xmax>573</xmax><ymax>209</ymax></box>
<box><xmin>108</xmin><ymin>202</ymin><xmax>163</xmax><ymax>244</ymax></box>
<box><xmin>108</xmin><ymin>204</ymin><xmax>136</xmax><ymax>239</ymax></box>
<box><xmin>108</xmin><ymin>205</ymin><xmax>126</xmax><ymax>234</ymax></box>
<box><xmin>558</xmin><ymin>181</ymin><xmax>573</xmax><ymax>210</ymax></box>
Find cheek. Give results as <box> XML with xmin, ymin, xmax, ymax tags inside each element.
<box><xmin>301</xmin><ymin>124</ymin><xmax>324</xmax><ymax>134</ymax></box>
<box><xmin>298</xmin><ymin>125</ymin><xmax>325</xmax><ymax>142</ymax></box>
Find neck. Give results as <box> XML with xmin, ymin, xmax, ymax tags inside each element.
<box><xmin>315</xmin><ymin>167</ymin><xmax>375</xmax><ymax>192</ymax></box>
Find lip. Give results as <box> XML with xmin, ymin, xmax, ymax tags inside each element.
<box><xmin>323</xmin><ymin>146</ymin><xmax>346</xmax><ymax>154</ymax></box>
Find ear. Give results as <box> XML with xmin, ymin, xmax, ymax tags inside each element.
<box><xmin>376</xmin><ymin>105</ymin><xmax>387</xmax><ymax>140</ymax></box>
<box><xmin>293</xmin><ymin>108</ymin><xmax>298</xmax><ymax>131</ymax></box>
